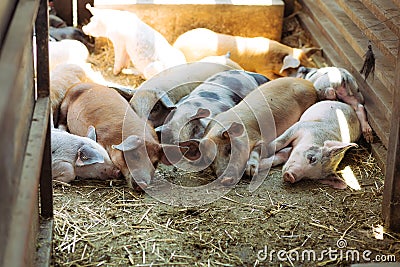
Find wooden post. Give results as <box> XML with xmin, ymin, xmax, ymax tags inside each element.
<box><xmin>382</xmin><ymin>41</ymin><xmax>400</xmax><ymax>232</ymax></box>
<box><xmin>36</xmin><ymin>0</ymin><xmax>53</xmax><ymax>218</ymax></box>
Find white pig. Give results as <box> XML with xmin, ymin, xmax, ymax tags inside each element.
<box><xmin>297</xmin><ymin>66</ymin><xmax>373</xmax><ymax>143</ymax></box>
<box><xmin>82</xmin><ymin>4</ymin><xmax>186</xmax><ymax>79</ymax></box>
<box><xmin>264</xmin><ymin>100</ymin><xmax>361</xmax><ymax>189</ymax></box>
<box><xmin>49</xmin><ymin>39</ymin><xmax>89</xmax><ymax>71</ymax></box>
<box><xmin>51</xmin><ymin>127</ymin><xmax>120</xmax><ymax>183</ymax></box>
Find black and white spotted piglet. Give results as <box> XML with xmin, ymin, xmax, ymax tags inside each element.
<box><xmin>156</xmin><ymin>69</ymin><xmax>269</xmax><ymax>145</ymax></box>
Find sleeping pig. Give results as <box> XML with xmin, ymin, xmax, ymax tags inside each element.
<box><xmin>51</xmin><ymin>127</ymin><xmax>120</xmax><ymax>183</ymax></box>
<box><xmin>82</xmin><ymin>4</ymin><xmax>186</xmax><ymax>78</ymax></box>
<box><xmin>173</xmin><ymin>28</ymin><xmax>319</xmax><ymax>80</ymax></box>
<box><xmin>297</xmin><ymin>66</ymin><xmax>373</xmax><ymax>143</ymax></box>
<box><xmin>156</xmin><ymin>70</ymin><xmax>269</xmax><ymax>145</ymax></box>
<box><xmin>50</xmin><ymin>26</ymin><xmax>94</xmax><ymax>50</ymax></box>
<box><xmin>59</xmin><ymin>82</ymin><xmax>181</xmax><ymax>189</ymax></box>
<box><xmin>180</xmin><ymin>77</ymin><xmax>318</xmax><ymax>187</ymax></box>
<box><xmin>129</xmin><ymin>62</ymin><xmax>236</xmax><ymax>128</ymax></box>
<box><xmin>263</xmin><ymin>100</ymin><xmax>361</xmax><ymax>189</ymax></box>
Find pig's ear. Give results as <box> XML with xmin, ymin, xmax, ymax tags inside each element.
<box><xmin>190</xmin><ymin>108</ymin><xmax>211</xmax><ymax>120</ymax></box>
<box><xmin>319</xmin><ymin>174</ymin><xmax>347</xmax><ymax>189</ymax></box>
<box><xmin>76</xmin><ymin>145</ymin><xmax>105</xmax><ymax>166</ymax></box>
<box><xmin>222</xmin><ymin>122</ymin><xmax>244</xmax><ymax>139</ymax></box>
<box><xmin>160</xmin><ymin>144</ymin><xmax>190</xmax><ymax>165</ymax></box>
<box><xmin>280</xmin><ymin>55</ymin><xmax>300</xmax><ymax>74</ymax></box>
<box><xmin>323</xmin><ymin>141</ymin><xmax>358</xmax><ymax>157</ymax></box>
<box><xmin>112</xmin><ymin>135</ymin><xmax>143</xmax><ymax>151</ymax></box>
<box><xmin>86</xmin><ymin>125</ymin><xmax>97</xmax><ymax>141</ymax></box>
<box><xmin>178</xmin><ymin>140</ymin><xmax>201</xmax><ymax>161</ymax></box>
<box><xmin>85</xmin><ymin>3</ymin><xmax>96</xmax><ymax>14</ymax></box>
<box><xmin>156</xmin><ymin>91</ymin><xmax>176</xmax><ymax>109</ymax></box>
<box><xmin>301</xmin><ymin>47</ymin><xmax>321</xmax><ymax>57</ymax></box>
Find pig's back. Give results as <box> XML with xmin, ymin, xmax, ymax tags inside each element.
<box><xmin>64</xmin><ymin>83</ymin><xmax>154</xmax><ymax>145</ymax></box>
<box><xmin>236</xmin><ymin>77</ymin><xmax>317</xmax><ymax>135</ymax></box>
<box><xmin>300</xmin><ymin>101</ymin><xmax>361</xmax><ymax>141</ymax></box>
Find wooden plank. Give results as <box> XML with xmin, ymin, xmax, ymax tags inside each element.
<box><xmin>314</xmin><ymin>0</ymin><xmax>395</xmax><ymax>93</ymax></box>
<box><xmin>35</xmin><ymin>218</ymin><xmax>54</xmax><ymax>267</ymax></box>
<box><xmin>0</xmin><ymin>1</ymin><xmax>39</xmax><ymax>264</ymax></box>
<box><xmin>360</xmin><ymin>0</ymin><xmax>400</xmax><ymax>37</ymax></box>
<box><xmin>382</xmin><ymin>41</ymin><xmax>400</xmax><ymax>232</ymax></box>
<box><xmin>0</xmin><ymin>1</ymin><xmax>16</xmax><ymax>48</ymax></box>
<box><xmin>3</xmin><ymin>96</ymin><xmax>50</xmax><ymax>267</ymax></box>
<box><xmin>337</xmin><ymin>0</ymin><xmax>399</xmax><ymax>59</ymax></box>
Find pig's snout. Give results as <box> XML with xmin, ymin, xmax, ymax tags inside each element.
<box><xmin>283</xmin><ymin>171</ymin><xmax>297</xmax><ymax>183</ymax></box>
<box><xmin>112</xmin><ymin>168</ymin><xmax>122</xmax><ymax>179</ymax></box>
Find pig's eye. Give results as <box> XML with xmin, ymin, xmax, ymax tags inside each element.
<box><xmin>153</xmin><ymin>102</ymin><xmax>161</xmax><ymax>112</ymax></box>
<box><xmin>307</xmin><ymin>154</ymin><xmax>317</xmax><ymax>164</ymax></box>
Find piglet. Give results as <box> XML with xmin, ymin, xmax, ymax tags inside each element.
<box><xmin>297</xmin><ymin>66</ymin><xmax>372</xmax><ymax>143</ymax></box>
<box><xmin>265</xmin><ymin>100</ymin><xmax>361</xmax><ymax>189</ymax></box>
<box><xmin>181</xmin><ymin>77</ymin><xmax>318</xmax><ymax>188</ymax></box>
<box><xmin>49</xmin><ymin>39</ymin><xmax>89</xmax><ymax>71</ymax></box>
<box><xmin>129</xmin><ymin>61</ymin><xmax>236</xmax><ymax>128</ymax></box>
<box><xmin>156</xmin><ymin>69</ymin><xmax>269</xmax><ymax>145</ymax></box>
<box><xmin>173</xmin><ymin>28</ymin><xmax>319</xmax><ymax>80</ymax></box>
<box><xmin>59</xmin><ymin>82</ymin><xmax>180</xmax><ymax>189</ymax></box>
<box><xmin>50</xmin><ymin>63</ymin><xmax>90</xmax><ymax>127</ymax></box>
<box><xmin>82</xmin><ymin>4</ymin><xmax>186</xmax><ymax>78</ymax></box>
<box><xmin>51</xmin><ymin>127</ymin><xmax>120</xmax><ymax>183</ymax></box>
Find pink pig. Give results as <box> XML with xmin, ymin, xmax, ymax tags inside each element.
<box><xmin>264</xmin><ymin>101</ymin><xmax>361</xmax><ymax>189</ymax></box>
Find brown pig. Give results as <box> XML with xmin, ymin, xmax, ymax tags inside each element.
<box><xmin>173</xmin><ymin>28</ymin><xmax>319</xmax><ymax>80</ymax></box>
<box><xmin>59</xmin><ymin>82</ymin><xmax>177</xmax><ymax>189</ymax></box>
<box><xmin>181</xmin><ymin>77</ymin><xmax>318</xmax><ymax>187</ymax></box>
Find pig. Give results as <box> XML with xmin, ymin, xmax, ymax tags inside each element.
<box><xmin>263</xmin><ymin>100</ymin><xmax>361</xmax><ymax>189</ymax></box>
<box><xmin>49</xmin><ymin>39</ymin><xmax>89</xmax><ymax>71</ymax></box>
<box><xmin>49</xmin><ymin>14</ymin><xmax>67</xmax><ymax>28</ymax></box>
<box><xmin>50</xmin><ymin>63</ymin><xmax>90</xmax><ymax>127</ymax></box>
<box><xmin>199</xmin><ymin>52</ymin><xmax>243</xmax><ymax>70</ymax></box>
<box><xmin>51</xmin><ymin>127</ymin><xmax>120</xmax><ymax>183</ymax></box>
<box><xmin>180</xmin><ymin>77</ymin><xmax>318</xmax><ymax>186</ymax></box>
<box><xmin>59</xmin><ymin>82</ymin><xmax>180</xmax><ymax>189</ymax></box>
<box><xmin>129</xmin><ymin>61</ymin><xmax>237</xmax><ymax>128</ymax></box>
<box><xmin>82</xmin><ymin>4</ymin><xmax>186</xmax><ymax>78</ymax></box>
<box><xmin>173</xmin><ymin>28</ymin><xmax>319</xmax><ymax>80</ymax></box>
<box><xmin>156</xmin><ymin>70</ymin><xmax>269</xmax><ymax>145</ymax></box>
<box><xmin>50</xmin><ymin>26</ymin><xmax>94</xmax><ymax>50</ymax></box>
<box><xmin>296</xmin><ymin>66</ymin><xmax>373</xmax><ymax>143</ymax></box>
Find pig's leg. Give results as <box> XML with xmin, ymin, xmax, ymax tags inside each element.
<box><xmin>58</xmin><ymin>101</ymin><xmax>69</xmax><ymax>131</ymax></box>
<box><xmin>256</xmin><ymin>147</ymin><xmax>293</xmax><ymax>175</ymax></box>
<box><xmin>110</xmin><ymin>37</ymin><xmax>130</xmax><ymax>75</ymax></box>
<box><xmin>52</xmin><ymin>161</ymin><xmax>76</xmax><ymax>182</ymax></box>
<box><xmin>337</xmin><ymin>91</ymin><xmax>373</xmax><ymax>143</ymax></box>
<box><xmin>245</xmin><ymin>141</ymin><xmax>266</xmax><ymax>177</ymax></box>
<box><xmin>267</xmin><ymin>124</ymin><xmax>300</xmax><ymax>156</ymax></box>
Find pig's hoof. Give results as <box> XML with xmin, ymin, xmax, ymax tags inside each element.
<box><xmin>363</xmin><ymin>128</ymin><xmax>373</xmax><ymax>143</ymax></box>
<box><xmin>283</xmin><ymin>172</ymin><xmax>296</xmax><ymax>183</ymax></box>
<box><xmin>135</xmin><ymin>181</ymin><xmax>148</xmax><ymax>190</ymax></box>
<box><xmin>220</xmin><ymin>177</ymin><xmax>236</xmax><ymax>186</ymax></box>
<box><xmin>245</xmin><ymin>162</ymin><xmax>258</xmax><ymax>177</ymax></box>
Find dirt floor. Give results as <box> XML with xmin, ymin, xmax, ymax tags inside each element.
<box><xmin>52</xmin><ymin>12</ymin><xmax>400</xmax><ymax>267</ymax></box>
